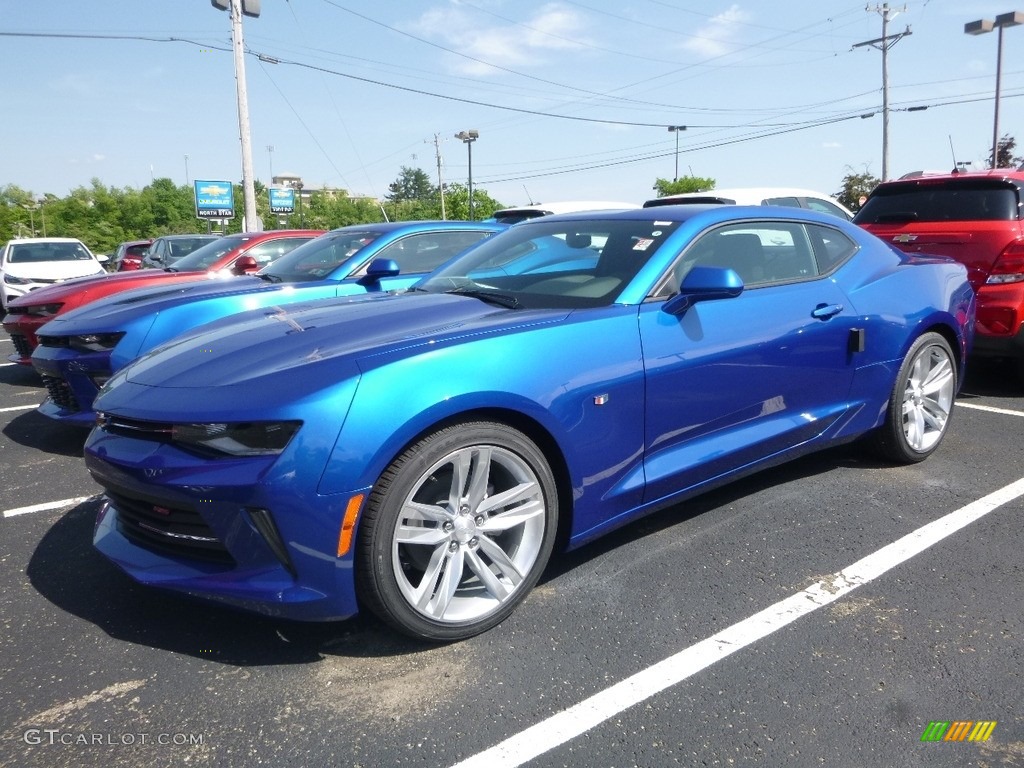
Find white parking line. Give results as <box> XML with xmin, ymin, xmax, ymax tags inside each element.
<box><xmin>3</xmin><ymin>496</ymin><xmax>93</xmax><ymax>518</ymax></box>
<box><xmin>958</xmin><ymin>401</ymin><xmax>1024</xmax><ymax>418</ymax></box>
<box><xmin>0</xmin><ymin>404</ymin><xmax>38</xmax><ymax>413</ymax></box>
<box><xmin>452</xmin><ymin>476</ymin><xmax>1024</xmax><ymax>768</ymax></box>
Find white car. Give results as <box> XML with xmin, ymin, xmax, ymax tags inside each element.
<box><xmin>491</xmin><ymin>201</ymin><xmax>640</xmax><ymax>225</ymax></box>
<box><xmin>1</xmin><ymin>237</ymin><xmax>108</xmax><ymax>311</ymax></box>
<box><xmin>643</xmin><ymin>187</ymin><xmax>853</xmax><ymax>220</ymax></box>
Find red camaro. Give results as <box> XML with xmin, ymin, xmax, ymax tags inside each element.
<box><xmin>2</xmin><ymin>229</ymin><xmax>324</xmax><ymax>364</ymax></box>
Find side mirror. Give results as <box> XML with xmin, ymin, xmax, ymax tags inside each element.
<box><xmin>232</xmin><ymin>255</ymin><xmax>259</xmax><ymax>275</ymax></box>
<box><xmin>662</xmin><ymin>266</ymin><xmax>743</xmax><ymax>316</ymax></box>
<box><xmin>95</xmin><ymin>254</ymin><xmax>109</xmax><ymax>263</ymax></box>
<box><xmin>360</xmin><ymin>258</ymin><xmax>400</xmax><ymax>285</ymax></box>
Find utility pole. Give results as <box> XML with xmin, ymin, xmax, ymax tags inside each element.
<box><xmin>212</xmin><ymin>0</ymin><xmax>261</xmax><ymax>230</ymax></box>
<box><xmin>427</xmin><ymin>133</ymin><xmax>446</xmax><ymax>221</ymax></box>
<box><xmin>853</xmin><ymin>4</ymin><xmax>911</xmax><ymax>181</ymax></box>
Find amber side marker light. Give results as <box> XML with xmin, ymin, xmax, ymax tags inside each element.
<box><xmin>337</xmin><ymin>494</ymin><xmax>365</xmax><ymax>557</ymax></box>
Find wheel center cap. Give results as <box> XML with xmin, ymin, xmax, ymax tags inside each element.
<box><xmin>453</xmin><ymin>516</ymin><xmax>477</xmax><ymax>543</ymax></box>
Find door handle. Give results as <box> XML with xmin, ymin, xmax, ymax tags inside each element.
<box><xmin>811</xmin><ymin>303</ymin><xmax>844</xmax><ymax>320</ymax></box>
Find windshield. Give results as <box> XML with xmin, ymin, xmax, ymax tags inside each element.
<box><xmin>170</xmin><ymin>235</ymin><xmax>252</xmax><ymax>271</ymax></box>
<box><xmin>419</xmin><ymin>218</ymin><xmax>682</xmax><ymax>308</ymax></box>
<box><xmin>259</xmin><ymin>230</ymin><xmax>382</xmax><ymax>282</ymax></box>
<box><xmin>8</xmin><ymin>242</ymin><xmax>93</xmax><ymax>263</ymax></box>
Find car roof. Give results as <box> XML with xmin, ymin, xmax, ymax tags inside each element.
<box><xmin>5</xmin><ymin>237</ymin><xmax>85</xmax><ymax>244</ymax></box>
<box><xmin>645</xmin><ymin>187</ymin><xmax>847</xmax><ymax>205</ymax></box>
<box><xmin>872</xmin><ymin>169</ymin><xmax>1024</xmax><ymax>189</ymax></box>
<box><xmin>325</xmin><ymin>220</ymin><xmax>506</xmax><ymax>234</ymax></box>
<box><xmin>515</xmin><ymin>203</ymin><xmax>843</xmax><ymax>227</ymax></box>
<box><xmin>491</xmin><ymin>202</ymin><xmax>640</xmax><ymax>223</ymax></box>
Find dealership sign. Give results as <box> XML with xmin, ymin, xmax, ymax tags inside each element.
<box><xmin>194</xmin><ymin>180</ymin><xmax>235</xmax><ymax>220</ymax></box>
<box><xmin>269</xmin><ymin>187</ymin><xmax>296</xmax><ymax>214</ymax></box>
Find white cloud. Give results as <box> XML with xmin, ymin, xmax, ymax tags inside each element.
<box><xmin>412</xmin><ymin>2</ymin><xmax>591</xmax><ymax>75</ymax></box>
<box><xmin>682</xmin><ymin>5</ymin><xmax>751</xmax><ymax>58</ymax></box>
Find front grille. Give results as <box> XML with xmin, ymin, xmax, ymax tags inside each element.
<box><xmin>41</xmin><ymin>375</ymin><xmax>79</xmax><ymax>411</ymax></box>
<box><xmin>98</xmin><ymin>414</ymin><xmax>174</xmax><ymax>442</ymax></box>
<box><xmin>9</xmin><ymin>332</ymin><xmax>32</xmax><ymax>358</ymax></box>
<box><xmin>107</xmin><ymin>490</ymin><xmax>234</xmax><ymax>564</ymax></box>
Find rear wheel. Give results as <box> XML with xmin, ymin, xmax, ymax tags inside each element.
<box><xmin>872</xmin><ymin>332</ymin><xmax>957</xmax><ymax>463</ymax></box>
<box><xmin>357</xmin><ymin>422</ymin><xmax>558</xmax><ymax>641</ymax></box>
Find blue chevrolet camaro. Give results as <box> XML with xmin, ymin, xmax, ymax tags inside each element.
<box><xmin>83</xmin><ymin>206</ymin><xmax>974</xmax><ymax>641</ymax></box>
<box><xmin>30</xmin><ymin>221</ymin><xmax>505</xmax><ymax>426</ymax></box>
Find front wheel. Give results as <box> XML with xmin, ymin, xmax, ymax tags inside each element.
<box><xmin>357</xmin><ymin>422</ymin><xmax>558</xmax><ymax>641</ymax></box>
<box><xmin>871</xmin><ymin>332</ymin><xmax>957</xmax><ymax>463</ymax></box>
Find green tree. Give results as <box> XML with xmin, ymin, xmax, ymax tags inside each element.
<box><xmin>438</xmin><ymin>183</ymin><xmax>505</xmax><ymax>221</ymax></box>
<box><xmin>652</xmin><ymin>175</ymin><xmax>716</xmax><ymax>197</ymax></box>
<box><xmin>835</xmin><ymin>166</ymin><xmax>880</xmax><ymax>212</ymax></box>
<box><xmin>386</xmin><ymin>167</ymin><xmax>435</xmax><ymax>203</ymax></box>
<box><xmin>993</xmin><ymin>134</ymin><xmax>1024</xmax><ymax>169</ymax></box>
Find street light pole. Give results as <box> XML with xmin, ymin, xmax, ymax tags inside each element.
<box><xmin>667</xmin><ymin>126</ymin><xmax>686</xmax><ymax>181</ymax></box>
<box><xmin>455</xmin><ymin>130</ymin><xmax>479</xmax><ymax>220</ymax></box>
<box><xmin>966</xmin><ymin>11</ymin><xmax>1024</xmax><ymax>168</ymax></box>
<box><xmin>267</xmin><ymin>144</ymin><xmax>274</xmax><ymax>184</ymax></box>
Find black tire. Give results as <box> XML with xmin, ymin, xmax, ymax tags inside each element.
<box><xmin>357</xmin><ymin>421</ymin><xmax>558</xmax><ymax>641</ymax></box>
<box><xmin>871</xmin><ymin>332</ymin><xmax>957</xmax><ymax>463</ymax></box>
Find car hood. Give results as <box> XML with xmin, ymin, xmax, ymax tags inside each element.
<box><xmin>3</xmin><ymin>261</ymin><xmax>104</xmax><ymax>281</ymax></box>
<box><xmin>117</xmin><ymin>292</ymin><xmax>567</xmax><ymax>389</ymax></box>
<box><xmin>5</xmin><ymin>269</ymin><xmax>193</xmax><ymax>306</ymax></box>
<box><xmin>41</xmin><ymin>275</ymin><xmax>271</xmax><ymax>332</ymax></box>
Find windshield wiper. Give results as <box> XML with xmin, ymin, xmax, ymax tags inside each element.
<box><xmin>445</xmin><ymin>287</ymin><xmax>519</xmax><ymax>309</ymax></box>
<box><xmin>256</xmin><ymin>273</ymin><xmax>284</xmax><ymax>283</ymax></box>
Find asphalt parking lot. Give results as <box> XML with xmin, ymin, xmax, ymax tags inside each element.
<box><xmin>1</xmin><ymin>334</ymin><xmax>1022</xmax><ymax>768</ymax></box>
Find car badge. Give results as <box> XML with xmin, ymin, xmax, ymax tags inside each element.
<box><xmin>893</xmin><ymin>234</ymin><xmax>918</xmax><ymax>243</ymax></box>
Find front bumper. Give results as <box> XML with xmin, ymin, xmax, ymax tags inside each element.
<box><xmin>3</xmin><ymin>314</ymin><xmax>47</xmax><ymax>365</ymax></box>
<box><xmin>85</xmin><ymin>426</ymin><xmax>361</xmax><ymax>622</ymax></box>
<box><xmin>31</xmin><ymin>344</ymin><xmax>113</xmax><ymax>426</ymax></box>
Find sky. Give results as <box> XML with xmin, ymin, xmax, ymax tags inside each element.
<box><xmin>2</xmin><ymin>0</ymin><xmax>1023</xmax><ymax>209</ymax></box>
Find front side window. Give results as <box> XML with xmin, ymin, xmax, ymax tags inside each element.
<box><xmin>368</xmin><ymin>231</ymin><xmax>496</xmax><ymax>275</ymax></box>
<box><xmin>656</xmin><ymin>221</ymin><xmax>854</xmax><ymax>297</ymax></box>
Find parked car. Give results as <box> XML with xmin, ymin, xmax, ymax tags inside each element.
<box><xmin>141</xmin><ymin>234</ymin><xmax>221</xmax><ymax>269</ymax></box>
<box><xmin>3</xmin><ymin>230</ymin><xmax>323</xmax><ymax>364</ymax></box>
<box><xmin>31</xmin><ymin>221</ymin><xmax>505</xmax><ymax>425</ymax></box>
<box><xmin>854</xmin><ymin>170</ymin><xmax>1024</xmax><ymax>381</ymax></box>
<box><xmin>644</xmin><ymin>187</ymin><xmax>854</xmax><ymax>220</ymax></box>
<box><xmin>112</xmin><ymin>239</ymin><xmax>153</xmax><ymax>271</ymax></box>
<box><xmin>490</xmin><ymin>201</ymin><xmax>639</xmax><ymax>225</ymax></box>
<box><xmin>83</xmin><ymin>206</ymin><xmax>972</xmax><ymax>641</ymax></box>
<box><xmin>1</xmin><ymin>237</ymin><xmax>108</xmax><ymax>312</ymax></box>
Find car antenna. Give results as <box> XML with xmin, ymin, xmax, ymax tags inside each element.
<box><xmin>949</xmin><ymin>135</ymin><xmax>960</xmax><ymax>174</ymax></box>
<box><xmin>522</xmin><ymin>185</ymin><xmax>535</xmax><ymax>205</ymax></box>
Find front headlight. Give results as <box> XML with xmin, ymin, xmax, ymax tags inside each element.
<box><xmin>171</xmin><ymin>421</ymin><xmax>302</xmax><ymax>457</ymax></box>
<box><xmin>69</xmin><ymin>332</ymin><xmax>125</xmax><ymax>353</ymax></box>
<box><xmin>3</xmin><ymin>274</ymin><xmax>33</xmax><ymax>285</ymax></box>
<box><xmin>22</xmin><ymin>303</ymin><xmax>64</xmax><ymax>317</ymax></box>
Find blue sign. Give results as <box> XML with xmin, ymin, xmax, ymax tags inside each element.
<box><xmin>194</xmin><ymin>180</ymin><xmax>235</xmax><ymax>220</ymax></box>
<box><xmin>269</xmin><ymin>187</ymin><xmax>296</xmax><ymax>214</ymax></box>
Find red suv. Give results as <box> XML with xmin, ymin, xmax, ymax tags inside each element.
<box><xmin>854</xmin><ymin>170</ymin><xmax>1024</xmax><ymax>379</ymax></box>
